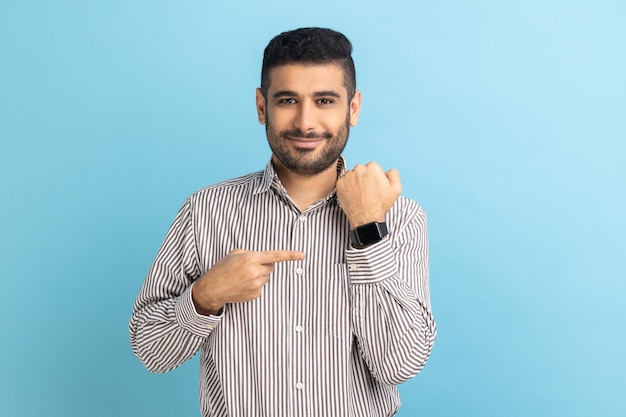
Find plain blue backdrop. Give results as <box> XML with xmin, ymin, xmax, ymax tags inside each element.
<box><xmin>1</xmin><ymin>1</ymin><xmax>624</xmax><ymax>416</ymax></box>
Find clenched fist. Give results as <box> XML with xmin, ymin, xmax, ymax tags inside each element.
<box><xmin>336</xmin><ymin>162</ymin><xmax>402</xmax><ymax>229</ymax></box>
<box><xmin>192</xmin><ymin>249</ymin><xmax>305</xmax><ymax>315</ymax></box>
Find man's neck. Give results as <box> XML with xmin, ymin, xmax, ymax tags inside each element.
<box><xmin>272</xmin><ymin>156</ymin><xmax>339</xmax><ymax>213</ymax></box>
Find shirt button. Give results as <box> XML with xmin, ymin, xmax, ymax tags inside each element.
<box><xmin>295</xmin><ymin>382</ymin><xmax>304</xmax><ymax>390</ymax></box>
<box><xmin>295</xmin><ymin>267</ymin><xmax>303</xmax><ymax>275</ymax></box>
<box><xmin>295</xmin><ymin>325</ymin><xmax>303</xmax><ymax>332</ymax></box>
<box><xmin>298</xmin><ymin>215</ymin><xmax>306</xmax><ymax>222</ymax></box>
<box><xmin>205</xmin><ymin>324</ymin><xmax>214</xmax><ymax>330</ymax></box>
<box><xmin>348</xmin><ymin>263</ymin><xmax>359</xmax><ymax>271</ymax></box>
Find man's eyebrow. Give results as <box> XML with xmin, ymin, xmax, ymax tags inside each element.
<box><xmin>271</xmin><ymin>90</ymin><xmax>342</xmax><ymax>99</ymax></box>
<box><xmin>272</xmin><ymin>90</ymin><xmax>298</xmax><ymax>98</ymax></box>
<box><xmin>313</xmin><ymin>90</ymin><xmax>341</xmax><ymax>98</ymax></box>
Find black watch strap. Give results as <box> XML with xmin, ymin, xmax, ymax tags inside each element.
<box><xmin>349</xmin><ymin>222</ymin><xmax>388</xmax><ymax>247</ymax></box>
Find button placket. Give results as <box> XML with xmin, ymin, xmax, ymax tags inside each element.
<box><xmin>290</xmin><ymin>212</ymin><xmax>308</xmax><ymax>403</ymax></box>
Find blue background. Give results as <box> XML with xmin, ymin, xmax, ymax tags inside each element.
<box><xmin>1</xmin><ymin>1</ymin><xmax>624</xmax><ymax>416</ymax></box>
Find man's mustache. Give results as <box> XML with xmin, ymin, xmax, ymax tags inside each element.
<box><xmin>280</xmin><ymin>129</ymin><xmax>333</xmax><ymax>139</ymax></box>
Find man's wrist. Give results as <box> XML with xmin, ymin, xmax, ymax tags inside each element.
<box><xmin>191</xmin><ymin>282</ymin><xmax>223</xmax><ymax>316</ymax></box>
<box><xmin>349</xmin><ymin>221</ymin><xmax>388</xmax><ymax>247</ymax></box>
<box><xmin>348</xmin><ymin>216</ymin><xmax>385</xmax><ymax>230</ymax></box>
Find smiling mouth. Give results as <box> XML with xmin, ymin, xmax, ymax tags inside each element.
<box><xmin>287</xmin><ymin>136</ymin><xmax>324</xmax><ymax>149</ymax></box>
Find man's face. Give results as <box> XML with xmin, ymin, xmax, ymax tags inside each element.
<box><xmin>256</xmin><ymin>64</ymin><xmax>361</xmax><ymax>176</ymax></box>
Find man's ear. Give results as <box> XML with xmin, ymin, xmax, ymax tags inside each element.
<box><xmin>256</xmin><ymin>88</ymin><xmax>266</xmax><ymax>125</ymax></box>
<box><xmin>349</xmin><ymin>90</ymin><xmax>362</xmax><ymax>127</ymax></box>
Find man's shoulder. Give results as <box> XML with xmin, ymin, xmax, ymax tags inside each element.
<box><xmin>395</xmin><ymin>195</ymin><xmax>425</xmax><ymax>213</ymax></box>
<box><xmin>390</xmin><ymin>195</ymin><xmax>427</xmax><ymax>223</ymax></box>
<box><xmin>187</xmin><ymin>170</ymin><xmax>265</xmax><ymax>203</ymax></box>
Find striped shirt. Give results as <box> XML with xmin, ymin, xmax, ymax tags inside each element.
<box><xmin>129</xmin><ymin>157</ymin><xmax>436</xmax><ymax>417</ymax></box>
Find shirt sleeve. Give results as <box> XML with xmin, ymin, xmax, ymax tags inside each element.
<box><xmin>346</xmin><ymin>199</ymin><xmax>436</xmax><ymax>385</ymax></box>
<box><xmin>129</xmin><ymin>197</ymin><xmax>222</xmax><ymax>373</ymax></box>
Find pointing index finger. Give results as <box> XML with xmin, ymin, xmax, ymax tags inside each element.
<box><xmin>258</xmin><ymin>250</ymin><xmax>306</xmax><ymax>264</ymax></box>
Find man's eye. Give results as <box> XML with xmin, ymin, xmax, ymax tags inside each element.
<box><xmin>279</xmin><ymin>98</ymin><xmax>297</xmax><ymax>104</ymax></box>
<box><xmin>318</xmin><ymin>98</ymin><xmax>334</xmax><ymax>105</ymax></box>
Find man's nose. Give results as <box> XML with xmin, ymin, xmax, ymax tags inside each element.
<box><xmin>294</xmin><ymin>101</ymin><xmax>317</xmax><ymax>132</ymax></box>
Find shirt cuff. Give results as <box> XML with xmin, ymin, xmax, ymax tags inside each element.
<box><xmin>175</xmin><ymin>283</ymin><xmax>223</xmax><ymax>337</ymax></box>
<box><xmin>345</xmin><ymin>237</ymin><xmax>397</xmax><ymax>285</ymax></box>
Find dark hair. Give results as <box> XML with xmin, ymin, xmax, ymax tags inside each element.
<box><xmin>261</xmin><ymin>27</ymin><xmax>356</xmax><ymax>100</ymax></box>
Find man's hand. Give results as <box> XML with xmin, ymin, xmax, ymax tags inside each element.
<box><xmin>336</xmin><ymin>162</ymin><xmax>402</xmax><ymax>229</ymax></box>
<box><xmin>192</xmin><ymin>249</ymin><xmax>305</xmax><ymax>315</ymax></box>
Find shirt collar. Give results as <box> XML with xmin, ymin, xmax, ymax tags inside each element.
<box><xmin>253</xmin><ymin>156</ymin><xmax>347</xmax><ymax>196</ymax></box>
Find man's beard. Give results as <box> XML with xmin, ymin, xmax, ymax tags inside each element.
<box><xmin>266</xmin><ymin>115</ymin><xmax>350</xmax><ymax>176</ymax></box>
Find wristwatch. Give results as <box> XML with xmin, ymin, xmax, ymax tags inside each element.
<box><xmin>349</xmin><ymin>222</ymin><xmax>388</xmax><ymax>247</ymax></box>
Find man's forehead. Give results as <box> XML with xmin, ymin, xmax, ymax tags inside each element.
<box><xmin>267</xmin><ymin>63</ymin><xmax>348</xmax><ymax>95</ymax></box>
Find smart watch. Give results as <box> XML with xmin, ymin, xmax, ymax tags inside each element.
<box><xmin>349</xmin><ymin>222</ymin><xmax>388</xmax><ymax>247</ymax></box>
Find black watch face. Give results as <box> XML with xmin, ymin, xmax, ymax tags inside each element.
<box><xmin>359</xmin><ymin>223</ymin><xmax>382</xmax><ymax>243</ymax></box>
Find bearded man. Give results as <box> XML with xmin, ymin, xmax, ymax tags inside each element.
<box><xmin>130</xmin><ymin>27</ymin><xmax>436</xmax><ymax>417</ymax></box>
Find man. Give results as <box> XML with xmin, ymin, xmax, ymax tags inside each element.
<box><xmin>130</xmin><ymin>27</ymin><xmax>436</xmax><ymax>417</ymax></box>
